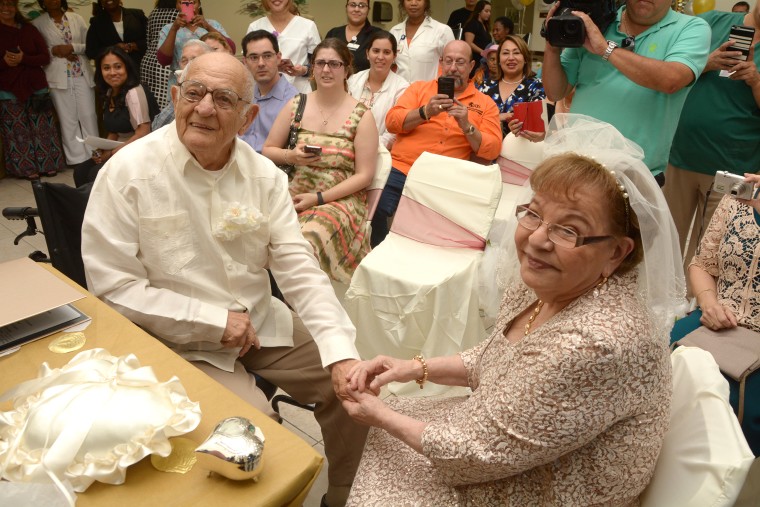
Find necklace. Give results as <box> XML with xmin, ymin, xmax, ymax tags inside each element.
<box><xmin>524</xmin><ymin>300</ymin><xmax>544</xmax><ymax>336</ymax></box>
<box><xmin>501</xmin><ymin>77</ymin><xmax>523</xmax><ymax>85</ymax></box>
<box><xmin>317</xmin><ymin>96</ymin><xmax>346</xmax><ymax>127</ymax></box>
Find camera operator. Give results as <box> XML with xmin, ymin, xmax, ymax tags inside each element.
<box><xmin>541</xmin><ymin>0</ymin><xmax>710</xmax><ymax>180</ymax></box>
<box><xmin>664</xmin><ymin>2</ymin><xmax>760</xmax><ymax>280</ymax></box>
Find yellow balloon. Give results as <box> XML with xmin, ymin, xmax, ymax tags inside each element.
<box><xmin>692</xmin><ymin>0</ymin><xmax>714</xmax><ymax>14</ymax></box>
<box><xmin>520</xmin><ymin>0</ymin><xmax>534</xmax><ymax>5</ymax></box>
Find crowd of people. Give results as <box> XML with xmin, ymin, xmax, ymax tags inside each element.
<box><xmin>2</xmin><ymin>0</ymin><xmax>759</xmax><ymax>505</ymax></box>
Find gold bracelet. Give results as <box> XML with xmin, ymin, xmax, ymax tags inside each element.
<box><xmin>413</xmin><ymin>354</ymin><xmax>428</xmax><ymax>390</ymax></box>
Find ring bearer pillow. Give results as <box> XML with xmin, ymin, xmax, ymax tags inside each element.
<box><xmin>0</xmin><ymin>348</ymin><xmax>201</xmax><ymax>493</ymax></box>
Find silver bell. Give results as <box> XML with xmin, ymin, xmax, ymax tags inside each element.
<box><xmin>195</xmin><ymin>416</ymin><xmax>265</xmax><ymax>481</ymax></box>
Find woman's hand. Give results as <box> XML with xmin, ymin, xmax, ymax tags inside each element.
<box><xmin>346</xmin><ymin>355</ymin><xmax>421</xmax><ymax>394</ymax></box>
<box><xmin>341</xmin><ymin>388</ymin><xmax>390</xmax><ymax>427</ymax></box>
<box><xmin>288</xmin><ymin>144</ymin><xmax>321</xmax><ymax>166</ymax></box>
<box><xmin>91</xmin><ymin>149</ymin><xmax>113</xmax><ymax>165</ymax></box>
<box><xmin>737</xmin><ymin>173</ymin><xmax>760</xmax><ymax>213</ymax></box>
<box><xmin>700</xmin><ymin>302</ymin><xmax>738</xmax><ymax>330</ymax></box>
<box><xmin>499</xmin><ymin>111</ymin><xmax>513</xmax><ymax>123</ymax></box>
<box><xmin>191</xmin><ymin>14</ymin><xmax>210</xmax><ymax>31</ymax></box>
<box><xmin>172</xmin><ymin>12</ymin><xmax>189</xmax><ymax>30</ymax></box>
<box><xmin>51</xmin><ymin>44</ymin><xmax>73</xmax><ymax>58</ymax></box>
<box><xmin>507</xmin><ymin>118</ymin><xmax>545</xmax><ymax>142</ymax></box>
<box><xmin>4</xmin><ymin>49</ymin><xmax>22</xmax><ymax>67</ymax></box>
<box><xmin>292</xmin><ymin>192</ymin><xmax>319</xmax><ymax>212</ymax></box>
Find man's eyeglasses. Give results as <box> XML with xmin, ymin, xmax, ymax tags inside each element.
<box><xmin>245</xmin><ymin>52</ymin><xmax>276</xmax><ymax>63</ymax></box>
<box><xmin>441</xmin><ymin>57</ymin><xmax>470</xmax><ymax>68</ymax></box>
<box><xmin>348</xmin><ymin>2</ymin><xmax>369</xmax><ymax>9</ymax></box>
<box><xmin>178</xmin><ymin>80</ymin><xmax>248</xmax><ymax>110</ymax></box>
<box><xmin>621</xmin><ymin>35</ymin><xmax>635</xmax><ymax>51</ymax></box>
<box><xmin>515</xmin><ymin>205</ymin><xmax>612</xmax><ymax>249</ymax></box>
<box><xmin>314</xmin><ymin>60</ymin><xmax>345</xmax><ymax>70</ymax></box>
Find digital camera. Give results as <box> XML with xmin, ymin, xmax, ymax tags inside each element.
<box><xmin>541</xmin><ymin>0</ymin><xmax>618</xmax><ymax>48</ymax></box>
<box><xmin>713</xmin><ymin>170</ymin><xmax>754</xmax><ymax>200</ymax></box>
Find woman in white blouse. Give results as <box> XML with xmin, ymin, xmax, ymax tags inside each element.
<box><xmin>246</xmin><ymin>0</ymin><xmax>320</xmax><ymax>94</ymax></box>
<box><xmin>348</xmin><ymin>30</ymin><xmax>409</xmax><ymax>149</ymax></box>
<box><xmin>32</xmin><ymin>0</ymin><xmax>98</xmax><ymax>168</ymax></box>
<box><xmin>389</xmin><ymin>0</ymin><xmax>454</xmax><ymax>83</ymax></box>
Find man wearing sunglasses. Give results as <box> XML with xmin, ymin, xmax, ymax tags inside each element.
<box><xmin>542</xmin><ymin>0</ymin><xmax>710</xmax><ymax>181</ymax></box>
<box><xmin>82</xmin><ymin>52</ymin><xmax>368</xmax><ymax>507</ymax></box>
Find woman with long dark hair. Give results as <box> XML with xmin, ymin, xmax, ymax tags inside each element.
<box><xmin>75</xmin><ymin>46</ymin><xmax>155</xmax><ymax>186</ymax></box>
<box><xmin>85</xmin><ymin>0</ymin><xmax>147</xmax><ymax>73</ymax></box>
<box><xmin>0</xmin><ymin>0</ymin><xmax>64</xmax><ymax>179</ymax></box>
<box><xmin>463</xmin><ymin>1</ymin><xmax>492</xmax><ymax>64</ymax></box>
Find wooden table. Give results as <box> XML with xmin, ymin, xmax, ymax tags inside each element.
<box><xmin>0</xmin><ymin>266</ymin><xmax>323</xmax><ymax>507</ymax></box>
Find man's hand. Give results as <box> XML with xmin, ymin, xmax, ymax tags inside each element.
<box><xmin>330</xmin><ymin>358</ymin><xmax>359</xmax><ymax>401</ymax></box>
<box><xmin>448</xmin><ymin>98</ymin><xmax>470</xmax><ymax>128</ymax></box>
<box><xmin>426</xmin><ymin>93</ymin><xmax>454</xmax><ymax>118</ymax></box>
<box><xmin>341</xmin><ymin>388</ymin><xmax>389</xmax><ymax>427</ymax></box>
<box><xmin>729</xmin><ymin>58</ymin><xmax>760</xmax><ymax>87</ymax></box>
<box><xmin>573</xmin><ymin>11</ymin><xmax>608</xmax><ymax>57</ymax></box>
<box><xmin>222</xmin><ymin>311</ymin><xmax>260</xmax><ymax>357</ymax></box>
<box><xmin>705</xmin><ymin>41</ymin><xmax>745</xmax><ymax>73</ymax></box>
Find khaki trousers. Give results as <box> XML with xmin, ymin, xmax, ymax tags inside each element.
<box><xmin>195</xmin><ymin>313</ymin><xmax>368</xmax><ymax>507</ymax></box>
<box><xmin>663</xmin><ymin>164</ymin><xmax>723</xmax><ymax>290</ymax></box>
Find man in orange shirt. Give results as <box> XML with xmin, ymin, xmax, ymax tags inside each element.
<box><xmin>371</xmin><ymin>40</ymin><xmax>502</xmax><ymax>246</ymax></box>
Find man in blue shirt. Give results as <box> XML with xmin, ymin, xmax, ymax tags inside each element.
<box><xmin>542</xmin><ymin>0</ymin><xmax>710</xmax><ymax>179</ymax></box>
<box><xmin>239</xmin><ymin>30</ymin><xmax>298</xmax><ymax>153</ymax></box>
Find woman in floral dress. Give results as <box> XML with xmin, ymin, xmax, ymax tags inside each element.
<box><xmin>263</xmin><ymin>39</ymin><xmax>378</xmax><ymax>284</ymax></box>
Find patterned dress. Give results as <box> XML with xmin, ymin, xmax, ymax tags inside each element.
<box><xmin>288</xmin><ymin>96</ymin><xmax>370</xmax><ymax>284</ymax></box>
<box><xmin>478</xmin><ymin>75</ymin><xmax>545</xmax><ymax>137</ymax></box>
<box><xmin>140</xmin><ymin>7</ymin><xmax>177</xmax><ymax>110</ymax></box>
<box><xmin>670</xmin><ymin>194</ymin><xmax>760</xmax><ymax>455</ymax></box>
<box><xmin>348</xmin><ymin>270</ymin><xmax>671</xmax><ymax>506</ymax></box>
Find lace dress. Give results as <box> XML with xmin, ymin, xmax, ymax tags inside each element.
<box><xmin>289</xmin><ymin>96</ymin><xmax>371</xmax><ymax>284</ymax></box>
<box><xmin>347</xmin><ymin>271</ymin><xmax>671</xmax><ymax>506</ymax></box>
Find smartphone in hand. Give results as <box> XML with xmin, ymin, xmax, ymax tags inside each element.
<box><xmin>304</xmin><ymin>145</ymin><xmax>322</xmax><ymax>155</ymax></box>
<box><xmin>180</xmin><ymin>1</ymin><xmax>195</xmax><ymax>20</ymax></box>
<box><xmin>727</xmin><ymin>24</ymin><xmax>755</xmax><ymax>62</ymax></box>
<box><xmin>437</xmin><ymin>76</ymin><xmax>455</xmax><ymax>99</ymax></box>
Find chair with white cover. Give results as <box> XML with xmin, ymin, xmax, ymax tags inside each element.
<box><xmin>367</xmin><ymin>143</ymin><xmax>392</xmax><ymax>221</ymax></box>
<box><xmin>344</xmin><ymin>152</ymin><xmax>502</xmax><ymax>397</ymax></box>
<box><xmin>640</xmin><ymin>346</ymin><xmax>754</xmax><ymax>507</ymax></box>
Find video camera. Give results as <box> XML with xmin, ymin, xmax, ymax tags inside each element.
<box><xmin>541</xmin><ymin>0</ymin><xmax>618</xmax><ymax>48</ymax></box>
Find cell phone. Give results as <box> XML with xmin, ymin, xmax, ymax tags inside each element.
<box><xmin>280</xmin><ymin>58</ymin><xmax>293</xmax><ymax>67</ymax></box>
<box><xmin>304</xmin><ymin>145</ymin><xmax>322</xmax><ymax>155</ymax></box>
<box><xmin>437</xmin><ymin>76</ymin><xmax>455</xmax><ymax>99</ymax></box>
<box><xmin>727</xmin><ymin>25</ymin><xmax>755</xmax><ymax>62</ymax></box>
<box><xmin>180</xmin><ymin>1</ymin><xmax>195</xmax><ymax>20</ymax></box>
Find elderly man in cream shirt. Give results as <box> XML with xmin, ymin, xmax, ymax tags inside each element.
<box><xmin>81</xmin><ymin>52</ymin><xmax>366</xmax><ymax>507</ymax></box>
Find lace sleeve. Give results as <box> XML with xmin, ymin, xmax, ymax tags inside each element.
<box><xmin>689</xmin><ymin>195</ymin><xmax>735</xmax><ymax>277</ymax></box>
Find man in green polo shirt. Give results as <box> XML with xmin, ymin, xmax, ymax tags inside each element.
<box><xmin>664</xmin><ymin>3</ymin><xmax>760</xmax><ymax>273</ymax></box>
<box><xmin>542</xmin><ymin>0</ymin><xmax>710</xmax><ymax>180</ymax></box>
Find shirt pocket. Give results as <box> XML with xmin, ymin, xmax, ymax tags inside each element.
<box><xmin>242</xmin><ymin>222</ymin><xmax>271</xmax><ymax>269</ymax></box>
<box><xmin>139</xmin><ymin>212</ymin><xmax>196</xmax><ymax>275</ymax></box>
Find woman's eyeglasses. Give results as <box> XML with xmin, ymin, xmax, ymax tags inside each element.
<box><xmin>348</xmin><ymin>2</ymin><xmax>369</xmax><ymax>9</ymax></box>
<box><xmin>314</xmin><ymin>60</ymin><xmax>345</xmax><ymax>70</ymax></box>
<box><xmin>515</xmin><ymin>205</ymin><xmax>612</xmax><ymax>249</ymax></box>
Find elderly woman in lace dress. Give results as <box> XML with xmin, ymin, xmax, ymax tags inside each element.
<box><xmin>341</xmin><ymin>116</ymin><xmax>685</xmax><ymax>506</ymax></box>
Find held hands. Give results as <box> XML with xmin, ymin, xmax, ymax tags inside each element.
<box><xmin>340</xmin><ymin>388</ymin><xmax>389</xmax><ymax>427</ymax></box>
<box><xmin>330</xmin><ymin>359</ymin><xmax>359</xmax><ymax>401</ymax></box>
<box><xmin>346</xmin><ymin>355</ymin><xmax>421</xmax><ymax>394</ymax></box>
<box><xmin>222</xmin><ymin>311</ymin><xmax>260</xmax><ymax>358</ymax></box>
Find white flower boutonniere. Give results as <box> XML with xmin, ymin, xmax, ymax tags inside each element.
<box><xmin>212</xmin><ymin>202</ymin><xmax>267</xmax><ymax>241</ymax></box>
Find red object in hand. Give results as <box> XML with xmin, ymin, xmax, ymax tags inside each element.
<box><xmin>513</xmin><ymin>101</ymin><xmax>545</xmax><ymax>133</ymax></box>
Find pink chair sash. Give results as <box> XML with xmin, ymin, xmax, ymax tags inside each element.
<box><xmin>497</xmin><ymin>156</ymin><xmax>532</xmax><ymax>186</ymax></box>
<box><xmin>390</xmin><ymin>196</ymin><xmax>486</xmax><ymax>250</ymax></box>
<box><xmin>367</xmin><ymin>188</ymin><xmax>381</xmax><ymax>221</ymax></box>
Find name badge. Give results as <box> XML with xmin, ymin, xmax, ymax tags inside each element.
<box><xmin>347</xmin><ymin>42</ymin><xmax>360</xmax><ymax>51</ymax></box>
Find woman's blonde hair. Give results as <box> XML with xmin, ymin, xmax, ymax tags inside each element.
<box><xmin>529</xmin><ymin>153</ymin><xmax>643</xmax><ymax>274</ymax></box>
